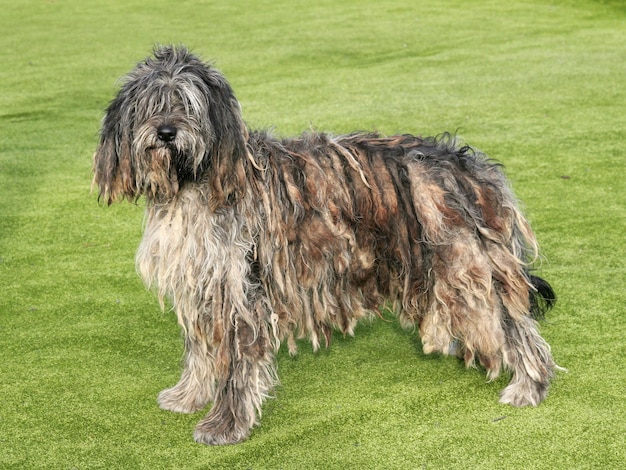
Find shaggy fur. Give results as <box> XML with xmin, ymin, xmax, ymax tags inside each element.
<box><xmin>93</xmin><ymin>45</ymin><xmax>558</xmax><ymax>445</ymax></box>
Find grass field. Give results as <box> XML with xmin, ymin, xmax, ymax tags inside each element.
<box><xmin>1</xmin><ymin>0</ymin><xmax>624</xmax><ymax>468</ymax></box>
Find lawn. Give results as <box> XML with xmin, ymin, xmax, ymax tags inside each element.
<box><xmin>1</xmin><ymin>0</ymin><xmax>624</xmax><ymax>468</ymax></box>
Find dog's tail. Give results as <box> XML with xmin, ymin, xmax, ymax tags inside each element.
<box><xmin>528</xmin><ymin>274</ymin><xmax>556</xmax><ymax>319</ymax></box>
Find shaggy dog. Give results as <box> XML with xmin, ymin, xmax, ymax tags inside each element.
<box><xmin>93</xmin><ymin>45</ymin><xmax>558</xmax><ymax>445</ymax></box>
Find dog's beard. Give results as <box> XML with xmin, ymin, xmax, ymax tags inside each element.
<box><xmin>133</xmin><ymin>123</ymin><xmax>209</xmax><ymax>201</ymax></box>
<box><xmin>142</xmin><ymin>146</ymin><xmax>180</xmax><ymax>201</ymax></box>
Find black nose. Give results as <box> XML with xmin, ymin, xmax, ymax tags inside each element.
<box><xmin>157</xmin><ymin>125</ymin><xmax>177</xmax><ymax>142</ymax></box>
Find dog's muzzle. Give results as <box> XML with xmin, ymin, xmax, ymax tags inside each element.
<box><xmin>157</xmin><ymin>124</ymin><xmax>177</xmax><ymax>143</ymax></box>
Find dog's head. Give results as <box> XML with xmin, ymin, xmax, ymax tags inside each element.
<box><xmin>93</xmin><ymin>45</ymin><xmax>248</xmax><ymax>207</ymax></box>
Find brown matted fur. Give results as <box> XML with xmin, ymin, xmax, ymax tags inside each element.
<box><xmin>93</xmin><ymin>45</ymin><xmax>559</xmax><ymax>445</ymax></box>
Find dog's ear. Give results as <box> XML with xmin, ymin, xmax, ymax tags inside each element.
<box><xmin>93</xmin><ymin>92</ymin><xmax>138</xmax><ymax>205</ymax></box>
<box><xmin>201</xmin><ymin>68</ymin><xmax>249</xmax><ymax>210</ymax></box>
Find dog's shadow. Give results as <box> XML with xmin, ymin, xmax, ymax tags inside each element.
<box><xmin>272</xmin><ymin>308</ymin><xmax>502</xmax><ymax>398</ymax></box>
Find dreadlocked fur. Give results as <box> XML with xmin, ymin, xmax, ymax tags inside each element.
<box><xmin>93</xmin><ymin>45</ymin><xmax>559</xmax><ymax>445</ymax></box>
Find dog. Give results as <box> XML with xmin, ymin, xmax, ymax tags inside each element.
<box><xmin>93</xmin><ymin>45</ymin><xmax>558</xmax><ymax>445</ymax></box>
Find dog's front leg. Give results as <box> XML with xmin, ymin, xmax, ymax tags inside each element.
<box><xmin>194</xmin><ymin>315</ymin><xmax>277</xmax><ymax>445</ymax></box>
<box><xmin>158</xmin><ymin>332</ymin><xmax>216</xmax><ymax>414</ymax></box>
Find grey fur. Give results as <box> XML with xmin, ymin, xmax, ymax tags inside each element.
<box><xmin>93</xmin><ymin>45</ymin><xmax>560</xmax><ymax>445</ymax></box>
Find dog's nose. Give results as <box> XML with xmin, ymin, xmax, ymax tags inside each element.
<box><xmin>157</xmin><ymin>125</ymin><xmax>177</xmax><ymax>142</ymax></box>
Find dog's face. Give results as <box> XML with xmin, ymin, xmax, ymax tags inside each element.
<box><xmin>93</xmin><ymin>45</ymin><xmax>248</xmax><ymax>207</ymax></box>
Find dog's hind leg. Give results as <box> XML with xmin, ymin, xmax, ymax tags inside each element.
<box><xmin>487</xmin><ymin>243</ymin><xmax>557</xmax><ymax>406</ymax></box>
<box><xmin>500</xmin><ymin>315</ymin><xmax>556</xmax><ymax>406</ymax></box>
<box><xmin>419</xmin><ymin>236</ymin><xmax>505</xmax><ymax>380</ymax></box>
<box><xmin>158</xmin><ymin>334</ymin><xmax>216</xmax><ymax>413</ymax></box>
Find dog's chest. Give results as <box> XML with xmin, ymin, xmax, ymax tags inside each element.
<box><xmin>134</xmin><ymin>190</ymin><xmax>250</xmax><ymax>300</ymax></box>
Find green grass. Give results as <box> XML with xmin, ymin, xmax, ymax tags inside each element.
<box><xmin>1</xmin><ymin>0</ymin><xmax>624</xmax><ymax>468</ymax></box>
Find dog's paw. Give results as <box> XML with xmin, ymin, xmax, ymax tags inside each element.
<box><xmin>157</xmin><ymin>386</ymin><xmax>209</xmax><ymax>414</ymax></box>
<box><xmin>499</xmin><ymin>379</ymin><xmax>548</xmax><ymax>407</ymax></box>
<box><xmin>194</xmin><ymin>414</ymin><xmax>250</xmax><ymax>446</ymax></box>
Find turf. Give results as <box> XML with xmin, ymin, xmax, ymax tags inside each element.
<box><xmin>1</xmin><ymin>0</ymin><xmax>624</xmax><ymax>468</ymax></box>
